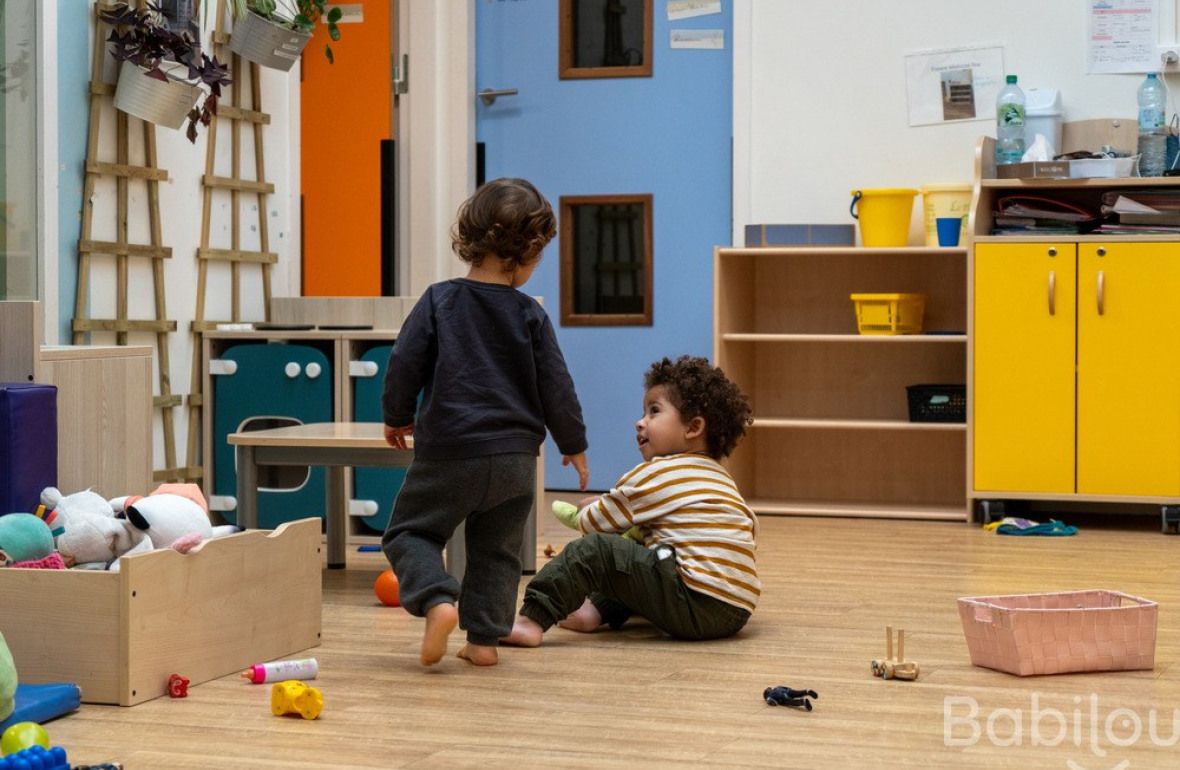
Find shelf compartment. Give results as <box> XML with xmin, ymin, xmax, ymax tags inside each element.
<box><xmin>720</xmin><ymin>338</ymin><xmax>966</xmax><ymax>422</ymax></box>
<box><xmin>727</xmin><ymin>426</ymin><xmax>965</xmax><ymax>512</ymax></box>
<box><xmin>743</xmin><ymin>498</ymin><xmax>966</xmax><ymax>521</ymax></box>
<box><xmin>721</xmin><ymin>333</ymin><xmax>965</xmax><ymax>343</ymax></box>
<box><xmin>716</xmin><ymin>248</ymin><xmax>966</xmax><ymax>336</ymax></box>
<box><xmin>752</xmin><ymin>418</ymin><xmax>964</xmax><ymax>431</ymax></box>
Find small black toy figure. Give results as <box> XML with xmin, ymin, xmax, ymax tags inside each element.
<box><xmin>763</xmin><ymin>686</ymin><xmax>819</xmax><ymax>711</ymax></box>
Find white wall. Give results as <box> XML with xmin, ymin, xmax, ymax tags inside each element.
<box><xmin>733</xmin><ymin>0</ymin><xmax>1180</xmax><ymax>245</ymax></box>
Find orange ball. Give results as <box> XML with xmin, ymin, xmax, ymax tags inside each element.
<box><xmin>374</xmin><ymin>569</ymin><xmax>401</xmax><ymax>607</ymax></box>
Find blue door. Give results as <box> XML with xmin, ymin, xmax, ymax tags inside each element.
<box><xmin>476</xmin><ymin>1</ymin><xmax>733</xmax><ymax>488</ymax></box>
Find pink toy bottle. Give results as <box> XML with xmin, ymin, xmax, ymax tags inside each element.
<box><xmin>241</xmin><ymin>657</ymin><xmax>319</xmax><ymax>684</ymax></box>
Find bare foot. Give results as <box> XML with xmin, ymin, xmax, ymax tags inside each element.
<box><xmin>457</xmin><ymin>643</ymin><xmax>499</xmax><ymax>666</ymax></box>
<box><xmin>500</xmin><ymin>615</ymin><xmax>544</xmax><ymax>647</ymax></box>
<box><xmin>557</xmin><ymin>599</ymin><xmax>603</xmax><ymax>633</ymax></box>
<box><xmin>421</xmin><ymin>602</ymin><xmax>458</xmax><ymax>666</ymax></box>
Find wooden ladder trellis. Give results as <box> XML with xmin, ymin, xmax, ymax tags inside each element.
<box><xmin>184</xmin><ymin>0</ymin><xmax>277</xmax><ymax>487</ymax></box>
<box><xmin>74</xmin><ymin>1</ymin><xmax>182</xmax><ymax>483</ymax></box>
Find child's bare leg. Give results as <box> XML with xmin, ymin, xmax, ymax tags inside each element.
<box><xmin>556</xmin><ymin>598</ymin><xmax>603</xmax><ymax>633</ymax></box>
<box><xmin>457</xmin><ymin>643</ymin><xmax>499</xmax><ymax>665</ymax></box>
<box><xmin>500</xmin><ymin>614</ymin><xmax>544</xmax><ymax>647</ymax></box>
<box><xmin>421</xmin><ymin>602</ymin><xmax>459</xmax><ymax>666</ymax></box>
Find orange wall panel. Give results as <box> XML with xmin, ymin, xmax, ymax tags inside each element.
<box><xmin>301</xmin><ymin>1</ymin><xmax>391</xmax><ymax>296</ymax></box>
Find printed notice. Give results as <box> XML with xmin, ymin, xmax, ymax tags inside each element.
<box><xmin>667</xmin><ymin>0</ymin><xmax>721</xmax><ymax>21</ymax></box>
<box><xmin>904</xmin><ymin>45</ymin><xmax>1005</xmax><ymax>127</ymax></box>
<box><xmin>670</xmin><ymin>29</ymin><xmax>724</xmax><ymax>49</ymax></box>
<box><xmin>1087</xmin><ymin>0</ymin><xmax>1159</xmax><ymax>73</ymax></box>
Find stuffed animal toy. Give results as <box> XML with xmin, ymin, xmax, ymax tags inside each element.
<box><xmin>0</xmin><ymin>513</ymin><xmax>56</xmax><ymax>566</ymax></box>
<box><xmin>40</xmin><ymin>487</ymin><xmax>146</xmax><ymax>568</ymax></box>
<box><xmin>0</xmin><ymin>631</ymin><xmax>16</xmax><ymax>722</ymax></box>
<box><xmin>111</xmin><ymin>483</ymin><xmax>237</xmax><ymax>555</ymax></box>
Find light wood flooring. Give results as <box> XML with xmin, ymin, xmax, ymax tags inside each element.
<box><xmin>45</xmin><ymin>500</ymin><xmax>1180</xmax><ymax>769</ymax></box>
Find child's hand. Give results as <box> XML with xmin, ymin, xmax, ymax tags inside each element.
<box><xmin>384</xmin><ymin>423</ymin><xmax>413</xmax><ymax>450</ymax></box>
<box><xmin>562</xmin><ymin>452</ymin><xmax>589</xmax><ymax>490</ymax></box>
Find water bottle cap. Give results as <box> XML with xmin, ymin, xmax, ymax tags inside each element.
<box><xmin>1006</xmin><ymin>75</ymin><xmax>1017</xmax><ymax>84</ymax></box>
<box><xmin>1148</xmin><ymin>72</ymin><xmax>1159</xmax><ymax>79</ymax></box>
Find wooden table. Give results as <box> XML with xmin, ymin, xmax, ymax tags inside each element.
<box><xmin>228</xmin><ymin>422</ymin><xmax>537</xmax><ymax>576</ymax></box>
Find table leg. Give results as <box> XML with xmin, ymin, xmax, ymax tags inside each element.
<box><xmin>520</xmin><ymin>496</ymin><xmax>537</xmax><ymax>575</ymax></box>
<box><xmin>235</xmin><ymin>445</ymin><xmax>259</xmax><ymax>529</ymax></box>
<box><xmin>445</xmin><ymin>521</ymin><xmax>466</xmax><ymax>583</ymax></box>
<box><xmin>326</xmin><ymin>465</ymin><xmax>347</xmax><ymax>569</ymax></box>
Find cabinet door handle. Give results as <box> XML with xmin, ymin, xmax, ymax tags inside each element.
<box><xmin>1097</xmin><ymin>270</ymin><xmax>1105</xmax><ymax>316</ymax></box>
<box><xmin>1048</xmin><ymin>270</ymin><xmax>1056</xmax><ymax>315</ymax></box>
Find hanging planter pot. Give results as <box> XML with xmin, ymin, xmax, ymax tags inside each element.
<box><xmin>113</xmin><ymin>60</ymin><xmax>200</xmax><ymax>130</ymax></box>
<box><xmin>229</xmin><ymin>10</ymin><xmax>313</xmax><ymax>71</ymax></box>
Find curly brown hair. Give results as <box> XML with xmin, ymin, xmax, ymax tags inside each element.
<box><xmin>451</xmin><ymin>178</ymin><xmax>557</xmax><ymax>272</ymax></box>
<box><xmin>644</xmin><ymin>355</ymin><xmax>753</xmax><ymax>460</ymax></box>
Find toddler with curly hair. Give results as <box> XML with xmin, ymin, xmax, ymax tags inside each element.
<box><xmin>503</xmin><ymin>355</ymin><xmax>759</xmax><ymax>647</ymax></box>
<box><xmin>382</xmin><ymin>178</ymin><xmax>589</xmax><ymax>667</ymax></box>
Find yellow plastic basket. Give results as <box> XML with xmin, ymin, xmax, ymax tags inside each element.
<box><xmin>850</xmin><ymin>293</ymin><xmax>926</xmax><ymax>335</ymax></box>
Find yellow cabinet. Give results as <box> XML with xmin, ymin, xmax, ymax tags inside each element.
<box><xmin>974</xmin><ymin>241</ymin><xmax>1180</xmax><ymax>497</ymax></box>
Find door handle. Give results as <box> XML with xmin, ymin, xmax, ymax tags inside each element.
<box><xmin>1097</xmin><ymin>270</ymin><xmax>1105</xmax><ymax>316</ymax></box>
<box><xmin>478</xmin><ymin>88</ymin><xmax>519</xmax><ymax>106</ymax></box>
<box><xmin>1048</xmin><ymin>270</ymin><xmax>1055</xmax><ymax>316</ymax></box>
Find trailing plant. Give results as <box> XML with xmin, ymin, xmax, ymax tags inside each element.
<box><xmin>100</xmin><ymin>2</ymin><xmax>232</xmax><ymax>142</ymax></box>
<box><xmin>228</xmin><ymin>0</ymin><xmax>344</xmax><ymax>63</ymax></box>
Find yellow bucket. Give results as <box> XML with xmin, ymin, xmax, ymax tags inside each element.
<box><xmin>920</xmin><ymin>184</ymin><xmax>972</xmax><ymax>247</ymax></box>
<box><xmin>849</xmin><ymin>188</ymin><xmax>918</xmax><ymax>247</ymax></box>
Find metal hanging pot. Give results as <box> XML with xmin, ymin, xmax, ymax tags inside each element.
<box><xmin>229</xmin><ymin>10</ymin><xmax>313</xmax><ymax>71</ymax></box>
<box><xmin>113</xmin><ymin>60</ymin><xmax>200</xmax><ymax>130</ymax></box>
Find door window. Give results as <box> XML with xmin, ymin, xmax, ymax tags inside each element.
<box><xmin>559</xmin><ymin>194</ymin><xmax>652</xmax><ymax>326</ymax></box>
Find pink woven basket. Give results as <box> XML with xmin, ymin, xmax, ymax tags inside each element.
<box><xmin>958</xmin><ymin>590</ymin><xmax>1158</xmax><ymax>676</ymax></box>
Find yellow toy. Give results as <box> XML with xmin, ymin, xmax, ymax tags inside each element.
<box><xmin>870</xmin><ymin>625</ymin><xmax>920</xmax><ymax>681</ymax></box>
<box><xmin>270</xmin><ymin>679</ymin><xmax>323</xmax><ymax>720</ymax></box>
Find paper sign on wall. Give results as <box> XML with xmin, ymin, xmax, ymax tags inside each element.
<box><xmin>1086</xmin><ymin>0</ymin><xmax>1160</xmax><ymax>74</ymax></box>
<box><xmin>904</xmin><ymin>45</ymin><xmax>1005</xmax><ymax>127</ymax></box>
<box><xmin>671</xmin><ymin>29</ymin><xmax>724</xmax><ymax>49</ymax></box>
<box><xmin>667</xmin><ymin>0</ymin><xmax>721</xmax><ymax>21</ymax></box>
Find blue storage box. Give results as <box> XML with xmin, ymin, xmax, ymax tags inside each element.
<box><xmin>0</xmin><ymin>383</ymin><xmax>57</xmax><ymax>513</ymax></box>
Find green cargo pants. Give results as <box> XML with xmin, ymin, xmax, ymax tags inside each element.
<box><xmin>520</xmin><ymin>532</ymin><xmax>751</xmax><ymax>640</ymax></box>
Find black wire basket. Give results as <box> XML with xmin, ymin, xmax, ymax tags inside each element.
<box><xmin>906</xmin><ymin>384</ymin><xmax>966</xmax><ymax>423</ymax></box>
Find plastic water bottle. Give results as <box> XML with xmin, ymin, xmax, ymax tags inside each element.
<box><xmin>1137</xmin><ymin>72</ymin><xmax>1167</xmax><ymax>177</ymax></box>
<box><xmin>995</xmin><ymin>75</ymin><xmax>1026</xmax><ymax>166</ymax></box>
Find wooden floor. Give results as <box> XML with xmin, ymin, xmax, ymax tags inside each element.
<box><xmin>46</xmin><ymin>500</ymin><xmax>1180</xmax><ymax>769</ymax></box>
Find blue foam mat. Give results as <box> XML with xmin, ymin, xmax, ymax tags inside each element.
<box><xmin>0</xmin><ymin>683</ymin><xmax>81</xmax><ymax>731</ymax></box>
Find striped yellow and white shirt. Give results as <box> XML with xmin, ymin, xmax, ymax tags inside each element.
<box><xmin>576</xmin><ymin>453</ymin><xmax>760</xmax><ymax>613</ymax></box>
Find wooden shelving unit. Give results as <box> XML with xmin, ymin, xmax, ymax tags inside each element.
<box><xmin>713</xmin><ymin>246</ymin><xmax>968</xmax><ymax>521</ymax></box>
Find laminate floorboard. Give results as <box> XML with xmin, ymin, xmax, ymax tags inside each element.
<box><xmin>43</xmin><ymin>497</ymin><xmax>1180</xmax><ymax>768</ymax></box>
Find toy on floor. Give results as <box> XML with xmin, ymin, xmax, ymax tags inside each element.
<box><xmin>0</xmin><ymin>745</ymin><xmax>68</xmax><ymax>769</ymax></box>
<box><xmin>552</xmin><ymin>501</ymin><xmax>641</xmax><ymax>541</ymax></box>
<box><xmin>270</xmin><ymin>680</ymin><xmax>323</xmax><ymax>720</ymax></box>
<box><xmin>763</xmin><ymin>686</ymin><xmax>818</xmax><ymax>710</ymax></box>
<box><xmin>242</xmin><ymin>658</ymin><xmax>318</xmax><ymax>684</ymax></box>
<box><xmin>373</xmin><ymin>569</ymin><xmax>401</xmax><ymax>607</ymax></box>
<box><xmin>871</xmin><ymin>625</ymin><xmax>920</xmax><ymax>681</ymax></box>
<box><xmin>0</xmin><ymin>721</ymin><xmax>48</xmax><ymax>755</ymax></box>
<box><xmin>167</xmin><ymin>674</ymin><xmax>189</xmax><ymax>698</ymax></box>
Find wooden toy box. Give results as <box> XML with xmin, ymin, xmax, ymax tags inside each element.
<box><xmin>0</xmin><ymin>518</ymin><xmax>322</xmax><ymax>705</ymax></box>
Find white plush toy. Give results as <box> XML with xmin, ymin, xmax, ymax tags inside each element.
<box><xmin>40</xmin><ymin>486</ymin><xmax>147</xmax><ymax>568</ymax></box>
<box><xmin>111</xmin><ymin>483</ymin><xmax>238</xmax><ymax>558</ymax></box>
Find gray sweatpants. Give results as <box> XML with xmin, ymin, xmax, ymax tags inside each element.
<box><xmin>520</xmin><ymin>532</ymin><xmax>751</xmax><ymax>641</ymax></box>
<box><xmin>382</xmin><ymin>453</ymin><xmax>535</xmax><ymax>646</ymax></box>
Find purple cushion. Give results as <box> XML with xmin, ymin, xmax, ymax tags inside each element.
<box><xmin>0</xmin><ymin>383</ymin><xmax>57</xmax><ymax>513</ymax></box>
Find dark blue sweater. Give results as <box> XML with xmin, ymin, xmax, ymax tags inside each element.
<box><xmin>382</xmin><ymin>278</ymin><xmax>588</xmax><ymax>461</ymax></box>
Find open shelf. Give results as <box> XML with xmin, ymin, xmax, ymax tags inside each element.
<box><xmin>715</xmin><ymin>246</ymin><xmax>968</xmax><ymax>519</ymax></box>
<box><xmin>744</xmin><ymin>499</ymin><xmax>966</xmax><ymax>521</ymax></box>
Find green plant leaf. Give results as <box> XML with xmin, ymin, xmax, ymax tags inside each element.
<box><xmin>325</xmin><ymin>44</ymin><xmax>334</xmax><ymax>64</ymax></box>
<box><xmin>329</xmin><ymin>25</ymin><xmax>340</xmax><ymax>42</ymax></box>
<box><xmin>327</xmin><ymin>6</ymin><xmax>342</xmax><ymax>23</ymax></box>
